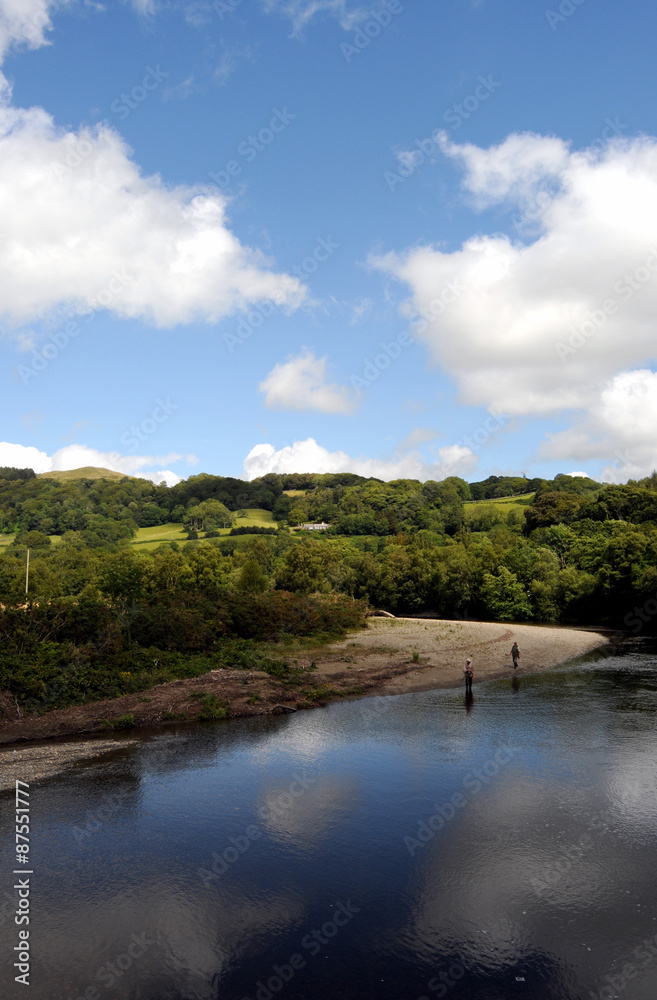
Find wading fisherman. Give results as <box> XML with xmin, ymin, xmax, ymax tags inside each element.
<box><xmin>511</xmin><ymin>642</ymin><xmax>520</xmax><ymax>669</ymax></box>
<box><xmin>464</xmin><ymin>657</ymin><xmax>473</xmax><ymax>693</ymax></box>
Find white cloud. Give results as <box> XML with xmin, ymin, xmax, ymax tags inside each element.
<box><xmin>0</xmin><ymin>0</ymin><xmax>73</xmax><ymax>63</ymax></box>
<box><xmin>0</xmin><ymin>441</ymin><xmax>194</xmax><ymax>485</ymax></box>
<box><xmin>243</xmin><ymin>437</ymin><xmax>477</xmax><ymax>481</ymax></box>
<box><xmin>163</xmin><ymin>74</ymin><xmax>200</xmax><ymax>102</ymax></box>
<box><xmin>542</xmin><ymin>369</ymin><xmax>657</xmax><ymax>482</ymax></box>
<box><xmin>259</xmin><ymin>350</ymin><xmax>357</xmax><ymax>414</ymax></box>
<box><xmin>129</xmin><ymin>0</ymin><xmax>156</xmax><ymax>14</ymax></box>
<box><xmin>372</xmin><ymin>132</ymin><xmax>657</xmax><ymax>468</ymax></box>
<box><xmin>0</xmin><ymin>77</ymin><xmax>305</xmax><ymax>329</ymax></box>
<box><xmin>261</xmin><ymin>0</ymin><xmax>368</xmax><ymax>34</ymax></box>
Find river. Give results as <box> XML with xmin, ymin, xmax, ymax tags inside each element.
<box><xmin>2</xmin><ymin>638</ymin><xmax>657</xmax><ymax>1000</ymax></box>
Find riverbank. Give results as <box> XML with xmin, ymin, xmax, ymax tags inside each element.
<box><xmin>0</xmin><ymin>619</ymin><xmax>610</xmax><ymax>777</ymax></box>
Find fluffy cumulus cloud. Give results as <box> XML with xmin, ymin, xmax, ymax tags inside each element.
<box><xmin>0</xmin><ymin>78</ymin><xmax>304</xmax><ymax>328</ymax></box>
<box><xmin>258</xmin><ymin>350</ymin><xmax>357</xmax><ymax>414</ymax></box>
<box><xmin>0</xmin><ymin>441</ymin><xmax>191</xmax><ymax>485</ymax></box>
<box><xmin>373</xmin><ymin>132</ymin><xmax>657</xmax><ymax>473</ymax></box>
<box><xmin>541</xmin><ymin>369</ymin><xmax>657</xmax><ymax>482</ymax></box>
<box><xmin>243</xmin><ymin>437</ymin><xmax>477</xmax><ymax>481</ymax></box>
<box><xmin>0</xmin><ymin>0</ymin><xmax>72</xmax><ymax>62</ymax></box>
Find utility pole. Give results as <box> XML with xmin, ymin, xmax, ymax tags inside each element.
<box><xmin>25</xmin><ymin>549</ymin><xmax>30</xmax><ymax>596</ymax></box>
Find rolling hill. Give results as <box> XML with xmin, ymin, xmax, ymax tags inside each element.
<box><xmin>38</xmin><ymin>467</ymin><xmax>136</xmax><ymax>482</ymax></box>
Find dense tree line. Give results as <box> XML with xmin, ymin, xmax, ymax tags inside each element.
<box><xmin>1</xmin><ymin>467</ymin><xmax>615</xmax><ymax>540</ymax></box>
<box><xmin>2</xmin><ymin>468</ymin><xmax>657</xmax><ymax>630</ymax></box>
<box><xmin>3</xmin><ymin>466</ymin><xmax>657</xmax><ymax>714</ymax></box>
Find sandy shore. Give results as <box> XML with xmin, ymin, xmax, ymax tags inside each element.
<box><xmin>320</xmin><ymin>617</ymin><xmax>610</xmax><ymax>695</ymax></box>
<box><xmin>0</xmin><ymin>618</ymin><xmax>609</xmax><ymax>783</ymax></box>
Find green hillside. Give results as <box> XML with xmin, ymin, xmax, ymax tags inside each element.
<box><xmin>130</xmin><ymin>509</ymin><xmax>278</xmax><ymax>550</ymax></box>
<box><xmin>38</xmin><ymin>467</ymin><xmax>135</xmax><ymax>482</ymax></box>
<box><xmin>464</xmin><ymin>492</ymin><xmax>535</xmax><ymax>512</ymax></box>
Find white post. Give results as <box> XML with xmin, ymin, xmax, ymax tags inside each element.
<box><xmin>25</xmin><ymin>549</ymin><xmax>30</xmax><ymax>596</ymax></box>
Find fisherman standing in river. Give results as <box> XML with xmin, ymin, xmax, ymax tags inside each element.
<box><xmin>464</xmin><ymin>657</ymin><xmax>473</xmax><ymax>693</ymax></box>
<box><xmin>511</xmin><ymin>642</ymin><xmax>520</xmax><ymax>669</ymax></box>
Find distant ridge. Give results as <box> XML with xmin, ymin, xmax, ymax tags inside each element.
<box><xmin>38</xmin><ymin>467</ymin><xmax>136</xmax><ymax>482</ymax></box>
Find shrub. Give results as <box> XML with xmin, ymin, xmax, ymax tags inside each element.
<box><xmin>197</xmin><ymin>694</ymin><xmax>230</xmax><ymax>721</ymax></box>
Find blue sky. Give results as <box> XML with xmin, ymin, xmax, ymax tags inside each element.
<box><xmin>1</xmin><ymin>0</ymin><xmax>657</xmax><ymax>485</ymax></box>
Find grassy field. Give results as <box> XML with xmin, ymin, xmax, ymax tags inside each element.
<box><xmin>232</xmin><ymin>508</ymin><xmax>277</xmax><ymax>528</ymax></box>
<box><xmin>130</xmin><ymin>509</ymin><xmax>278</xmax><ymax>550</ymax></box>
<box><xmin>131</xmin><ymin>523</ymin><xmax>188</xmax><ymax>549</ymax></box>
<box><xmin>464</xmin><ymin>492</ymin><xmax>534</xmax><ymax>519</ymax></box>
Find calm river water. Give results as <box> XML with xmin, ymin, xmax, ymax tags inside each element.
<box><xmin>2</xmin><ymin>639</ymin><xmax>657</xmax><ymax>1000</ymax></box>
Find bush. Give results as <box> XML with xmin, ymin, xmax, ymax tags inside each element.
<box><xmin>197</xmin><ymin>694</ymin><xmax>230</xmax><ymax>721</ymax></box>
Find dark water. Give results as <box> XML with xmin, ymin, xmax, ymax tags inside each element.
<box><xmin>2</xmin><ymin>640</ymin><xmax>657</xmax><ymax>1000</ymax></box>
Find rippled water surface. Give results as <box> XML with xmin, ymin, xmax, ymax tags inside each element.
<box><xmin>3</xmin><ymin>639</ymin><xmax>657</xmax><ymax>1000</ymax></box>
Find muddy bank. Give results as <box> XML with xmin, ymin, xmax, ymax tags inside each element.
<box><xmin>0</xmin><ymin>619</ymin><xmax>610</xmax><ymax>779</ymax></box>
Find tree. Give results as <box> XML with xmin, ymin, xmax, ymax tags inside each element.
<box><xmin>183</xmin><ymin>499</ymin><xmax>233</xmax><ymax>532</ymax></box>
<box><xmin>480</xmin><ymin>567</ymin><xmax>533</xmax><ymax>620</ymax></box>
<box><xmin>100</xmin><ymin>552</ymin><xmax>144</xmax><ymax>602</ymax></box>
<box><xmin>275</xmin><ymin>538</ymin><xmax>333</xmax><ymax>594</ymax></box>
<box><xmin>140</xmin><ymin>503</ymin><xmax>163</xmax><ymax>527</ymax></box>
<box><xmin>237</xmin><ymin>559</ymin><xmax>269</xmax><ymax>593</ymax></box>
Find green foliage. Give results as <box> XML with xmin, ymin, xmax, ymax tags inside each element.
<box><xmin>197</xmin><ymin>694</ymin><xmax>230</xmax><ymax>720</ymax></box>
<box><xmin>184</xmin><ymin>499</ymin><xmax>234</xmax><ymax>533</ymax></box>
<box><xmin>102</xmin><ymin>713</ymin><xmax>135</xmax><ymax>729</ymax></box>
<box><xmin>0</xmin><ymin>467</ymin><xmax>36</xmax><ymax>482</ymax></box>
<box><xmin>480</xmin><ymin>567</ymin><xmax>533</xmax><ymax>621</ymax></box>
<box><xmin>12</xmin><ymin>530</ymin><xmax>51</xmax><ymax>548</ymax></box>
